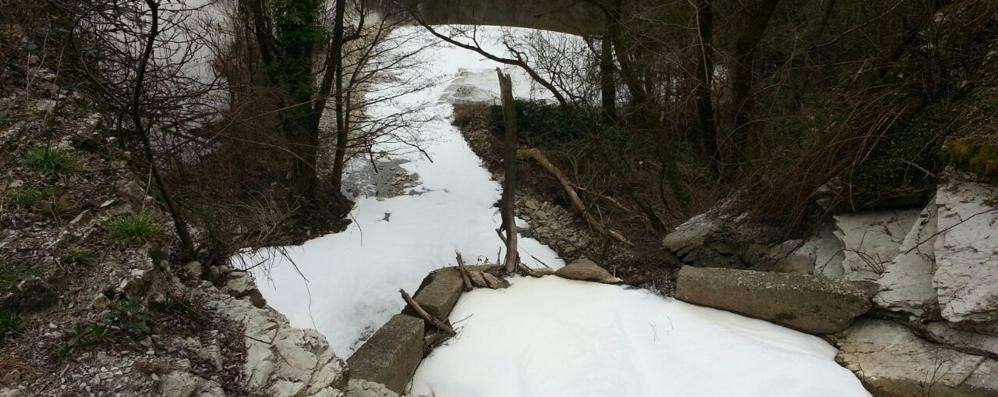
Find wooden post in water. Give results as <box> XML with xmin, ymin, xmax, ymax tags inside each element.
<box><xmin>496</xmin><ymin>68</ymin><xmax>519</xmax><ymax>274</ymax></box>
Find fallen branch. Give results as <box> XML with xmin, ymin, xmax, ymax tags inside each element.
<box><xmin>516</xmin><ymin>147</ymin><xmax>634</xmax><ymax>246</ymax></box>
<box><xmin>400</xmin><ymin>289</ymin><xmax>456</xmax><ymax>336</ymax></box>
<box><xmin>455</xmin><ymin>252</ymin><xmax>473</xmax><ymax>291</ymax></box>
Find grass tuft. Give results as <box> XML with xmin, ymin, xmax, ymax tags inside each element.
<box><xmin>62</xmin><ymin>248</ymin><xmax>97</xmax><ymax>267</ymax></box>
<box><xmin>2</xmin><ymin>188</ymin><xmax>41</xmax><ymax>209</ymax></box>
<box><xmin>106</xmin><ymin>212</ymin><xmax>165</xmax><ymax>244</ymax></box>
<box><xmin>25</xmin><ymin>146</ymin><xmax>80</xmax><ymax>175</ymax></box>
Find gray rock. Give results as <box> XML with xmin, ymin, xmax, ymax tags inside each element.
<box><xmin>554</xmin><ymin>258</ymin><xmax>621</xmax><ymax>284</ymax></box>
<box><xmin>836</xmin><ymin>319</ymin><xmax>998</xmax><ymax>397</ymax></box>
<box><xmin>675</xmin><ymin>266</ymin><xmax>877</xmax><ymax>334</ymax></box>
<box><xmin>347</xmin><ymin>314</ymin><xmax>424</xmax><ymax>394</ymax></box>
<box><xmin>159</xmin><ymin>371</ymin><xmax>224</xmax><ymax>397</ymax></box>
<box><xmin>933</xmin><ymin>173</ymin><xmax>998</xmax><ymax>324</ymax></box>
<box><xmin>874</xmin><ymin>201</ymin><xmax>939</xmax><ymax>320</ymax></box>
<box><xmin>13</xmin><ymin>277</ymin><xmax>56</xmax><ymax>312</ymax></box>
<box><xmin>345</xmin><ymin>379</ymin><xmax>399</xmax><ymax>397</ymax></box>
<box><xmin>833</xmin><ymin>209</ymin><xmax>919</xmax><ymax>282</ymax></box>
<box><xmin>182</xmin><ymin>261</ymin><xmax>203</xmax><ymax>280</ymax></box>
<box><xmin>794</xmin><ymin>225</ymin><xmax>846</xmax><ymax>278</ymax></box>
<box><xmin>224</xmin><ymin>271</ymin><xmax>266</xmax><ymax>308</ymax></box>
<box><xmin>202</xmin><ymin>285</ymin><xmax>347</xmax><ymax>396</ymax></box>
<box><xmin>926</xmin><ymin>322</ymin><xmax>998</xmax><ymax>358</ymax></box>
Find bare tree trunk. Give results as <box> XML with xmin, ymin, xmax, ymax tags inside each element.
<box><xmin>692</xmin><ymin>0</ymin><xmax>718</xmax><ymax>174</ymax></box>
<box><xmin>327</xmin><ymin>0</ymin><xmax>349</xmax><ymax>192</ymax></box>
<box><xmin>728</xmin><ymin>0</ymin><xmax>781</xmax><ymax>174</ymax></box>
<box><xmin>133</xmin><ymin>0</ymin><xmax>195</xmax><ymax>258</ymax></box>
<box><xmin>600</xmin><ymin>35</ymin><xmax>617</xmax><ymax>123</ymax></box>
<box><xmin>496</xmin><ymin>69</ymin><xmax>519</xmax><ymax>274</ymax></box>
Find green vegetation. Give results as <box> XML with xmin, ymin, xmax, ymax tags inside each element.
<box><xmin>948</xmin><ymin>141</ymin><xmax>998</xmax><ymax>180</ymax></box>
<box><xmin>107</xmin><ymin>298</ymin><xmax>153</xmax><ymax>339</ymax></box>
<box><xmin>106</xmin><ymin>212</ymin><xmax>165</xmax><ymax>244</ymax></box>
<box><xmin>0</xmin><ymin>310</ymin><xmax>21</xmax><ymax>342</ymax></box>
<box><xmin>61</xmin><ymin>298</ymin><xmax>155</xmax><ymax>354</ymax></box>
<box><xmin>62</xmin><ymin>323</ymin><xmax>111</xmax><ymax>355</ymax></box>
<box><xmin>62</xmin><ymin>248</ymin><xmax>97</xmax><ymax>267</ymax></box>
<box><xmin>0</xmin><ymin>262</ymin><xmax>42</xmax><ymax>290</ymax></box>
<box><xmin>25</xmin><ymin>146</ymin><xmax>79</xmax><ymax>175</ymax></box>
<box><xmin>2</xmin><ymin>188</ymin><xmax>41</xmax><ymax>209</ymax></box>
<box><xmin>487</xmin><ymin>100</ymin><xmax>589</xmax><ymax>144</ymax></box>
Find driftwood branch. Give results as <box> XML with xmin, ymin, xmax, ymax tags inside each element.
<box><xmin>400</xmin><ymin>289</ymin><xmax>456</xmax><ymax>336</ymax></box>
<box><xmin>517</xmin><ymin>147</ymin><xmax>634</xmax><ymax>246</ymax></box>
<box><xmin>455</xmin><ymin>252</ymin><xmax>473</xmax><ymax>291</ymax></box>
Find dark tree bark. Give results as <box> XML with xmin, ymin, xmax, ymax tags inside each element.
<box><xmin>133</xmin><ymin>0</ymin><xmax>195</xmax><ymax>258</ymax></box>
<box><xmin>692</xmin><ymin>0</ymin><xmax>718</xmax><ymax>174</ymax></box>
<box><xmin>497</xmin><ymin>69</ymin><xmax>519</xmax><ymax>274</ymax></box>
<box><xmin>728</xmin><ymin>0</ymin><xmax>782</xmax><ymax>172</ymax></box>
<box><xmin>599</xmin><ymin>35</ymin><xmax>617</xmax><ymax>123</ymax></box>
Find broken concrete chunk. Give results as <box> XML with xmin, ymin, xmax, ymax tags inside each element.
<box><xmin>675</xmin><ymin>266</ymin><xmax>877</xmax><ymax>334</ymax></box>
<box><xmin>347</xmin><ymin>314</ymin><xmax>424</xmax><ymax>394</ymax></box>
<box><xmin>412</xmin><ymin>268</ymin><xmax>464</xmax><ymax>319</ymax></box>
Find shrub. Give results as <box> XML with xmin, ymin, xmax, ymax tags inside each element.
<box><xmin>62</xmin><ymin>248</ymin><xmax>97</xmax><ymax>267</ymax></box>
<box><xmin>107</xmin><ymin>298</ymin><xmax>153</xmax><ymax>339</ymax></box>
<box><xmin>0</xmin><ymin>310</ymin><xmax>20</xmax><ymax>341</ymax></box>
<box><xmin>25</xmin><ymin>146</ymin><xmax>79</xmax><ymax>175</ymax></box>
<box><xmin>3</xmin><ymin>188</ymin><xmax>40</xmax><ymax>209</ymax></box>
<box><xmin>487</xmin><ymin>100</ymin><xmax>590</xmax><ymax>144</ymax></box>
<box><xmin>0</xmin><ymin>262</ymin><xmax>42</xmax><ymax>290</ymax></box>
<box><xmin>106</xmin><ymin>212</ymin><xmax>164</xmax><ymax>243</ymax></box>
<box><xmin>62</xmin><ymin>323</ymin><xmax>111</xmax><ymax>355</ymax></box>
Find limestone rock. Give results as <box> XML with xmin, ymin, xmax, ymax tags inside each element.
<box><xmin>158</xmin><ymin>371</ymin><xmax>224</xmax><ymax>397</ymax></box>
<box><xmin>202</xmin><ymin>286</ymin><xmax>347</xmax><ymax>396</ymax></box>
<box><xmin>345</xmin><ymin>379</ymin><xmax>399</xmax><ymax>397</ymax></box>
<box><xmin>675</xmin><ymin>266</ymin><xmax>877</xmax><ymax>334</ymax></box>
<box><xmin>926</xmin><ymin>322</ymin><xmax>998</xmax><ymax>358</ymax></box>
<box><xmin>874</xmin><ymin>200</ymin><xmax>939</xmax><ymax>320</ymax></box>
<box><xmin>224</xmin><ymin>271</ymin><xmax>266</xmax><ymax>308</ymax></box>
<box><xmin>182</xmin><ymin>261</ymin><xmax>203</xmax><ymax>280</ymax></box>
<box><xmin>836</xmin><ymin>319</ymin><xmax>998</xmax><ymax>397</ymax></box>
<box><xmin>554</xmin><ymin>258</ymin><xmax>621</xmax><ymax>284</ymax></box>
<box><xmin>933</xmin><ymin>174</ymin><xmax>998</xmax><ymax>324</ymax></box>
<box><xmin>794</xmin><ymin>225</ymin><xmax>846</xmax><ymax>278</ymax></box>
<box><xmin>833</xmin><ymin>209</ymin><xmax>919</xmax><ymax>282</ymax></box>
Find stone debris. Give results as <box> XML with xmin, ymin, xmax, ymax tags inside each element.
<box><xmin>158</xmin><ymin>371</ymin><xmax>224</xmax><ymax>397</ymax></box>
<box><xmin>345</xmin><ymin>379</ymin><xmax>399</xmax><ymax>397</ymax></box>
<box><xmin>554</xmin><ymin>258</ymin><xmax>622</xmax><ymax>284</ymax></box>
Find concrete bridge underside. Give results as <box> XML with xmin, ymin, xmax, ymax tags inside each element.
<box><xmin>371</xmin><ymin>0</ymin><xmax>607</xmax><ymax>35</ymax></box>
